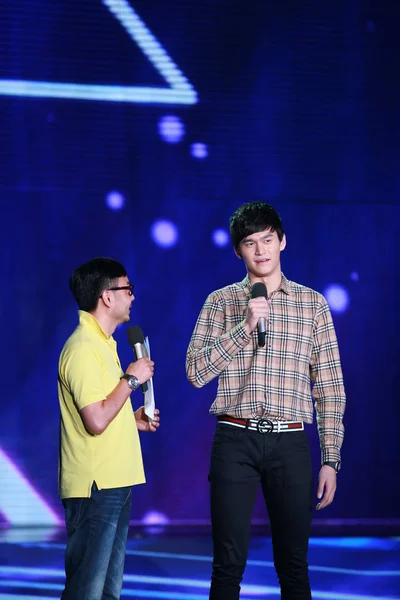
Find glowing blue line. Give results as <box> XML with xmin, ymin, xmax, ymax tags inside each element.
<box><xmin>0</xmin><ymin>581</ymin><xmax>399</xmax><ymax>600</ymax></box>
<box><xmin>14</xmin><ymin>544</ymin><xmax>400</xmax><ymax>577</ymax></box>
<box><xmin>0</xmin><ymin>587</ymin><xmax>208</xmax><ymax>600</ymax></box>
<box><xmin>125</xmin><ymin>548</ymin><xmax>210</xmax><ymax>563</ymax></box>
<box><xmin>309</xmin><ymin>537</ymin><xmax>397</xmax><ymax>550</ymax></box>
<box><xmin>124</xmin><ymin>550</ymin><xmax>400</xmax><ymax>577</ymax></box>
<box><xmin>0</xmin><ymin>595</ymin><xmax>57</xmax><ymax>600</ymax></box>
<box><xmin>0</xmin><ymin>581</ymin><xmax>62</xmax><ymax>591</ymax></box>
<box><xmin>0</xmin><ymin>569</ymin><xmax>399</xmax><ymax>600</ymax></box>
<box><xmin>0</xmin><ymin>449</ymin><xmax>61</xmax><ymax>526</ymax></box>
<box><xmin>308</xmin><ymin>594</ymin><xmax>400</xmax><ymax>600</ymax></box>
<box><xmin>0</xmin><ymin>570</ymin><xmax>276</xmax><ymax>594</ymax></box>
<box><xmin>0</xmin><ymin>567</ymin><xmax>63</xmax><ymax>578</ymax></box>
<box><xmin>123</xmin><ymin>592</ymin><xmax>208</xmax><ymax>599</ymax></box>
<box><xmin>0</xmin><ymin>595</ymin><xmax>204</xmax><ymax>600</ymax></box>
<box><xmin>0</xmin><ymin>579</ymin><xmax>210</xmax><ymax>597</ymax></box>
<box><xmin>0</xmin><ymin>1</ymin><xmax>197</xmax><ymax>105</ymax></box>
<box><xmin>102</xmin><ymin>0</ymin><xmax>191</xmax><ymax>90</ymax></box>
<box><xmin>0</xmin><ymin>81</ymin><xmax>196</xmax><ymax>104</ymax></box>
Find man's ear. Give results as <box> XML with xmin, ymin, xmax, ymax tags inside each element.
<box><xmin>99</xmin><ymin>289</ymin><xmax>113</xmax><ymax>308</ymax></box>
<box><xmin>234</xmin><ymin>247</ymin><xmax>242</xmax><ymax>259</ymax></box>
<box><xmin>280</xmin><ymin>234</ymin><xmax>287</xmax><ymax>252</ymax></box>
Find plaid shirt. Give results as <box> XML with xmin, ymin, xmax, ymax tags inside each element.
<box><xmin>186</xmin><ymin>274</ymin><xmax>346</xmax><ymax>463</ymax></box>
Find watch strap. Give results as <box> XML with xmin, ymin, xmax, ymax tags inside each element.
<box><xmin>323</xmin><ymin>460</ymin><xmax>341</xmax><ymax>473</ymax></box>
<box><xmin>120</xmin><ymin>373</ymin><xmax>139</xmax><ymax>390</ymax></box>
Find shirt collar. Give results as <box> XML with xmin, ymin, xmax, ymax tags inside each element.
<box><xmin>78</xmin><ymin>310</ymin><xmax>113</xmax><ymax>342</ymax></box>
<box><xmin>240</xmin><ymin>273</ymin><xmax>292</xmax><ymax>297</ymax></box>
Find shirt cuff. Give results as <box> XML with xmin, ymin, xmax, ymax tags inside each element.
<box><xmin>321</xmin><ymin>447</ymin><xmax>341</xmax><ymax>464</ymax></box>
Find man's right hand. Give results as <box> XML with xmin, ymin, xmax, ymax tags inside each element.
<box><xmin>126</xmin><ymin>358</ymin><xmax>154</xmax><ymax>384</ymax></box>
<box><xmin>244</xmin><ymin>297</ymin><xmax>269</xmax><ymax>334</ymax></box>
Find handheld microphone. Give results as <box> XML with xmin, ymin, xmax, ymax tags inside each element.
<box><xmin>127</xmin><ymin>325</ymin><xmax>148</xmax><ymax>393</ymax></box>
<box><xmin>251</xmin><ymin>282</ymin><xmax>268</xmax><ymax>347</ymax></box>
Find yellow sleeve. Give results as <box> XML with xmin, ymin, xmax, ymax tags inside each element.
<box><xmin>62</xmin><ymin>342</ymin><xmax>107</xmax><ymax>410</ymax></box>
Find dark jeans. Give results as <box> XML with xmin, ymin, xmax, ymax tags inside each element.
<box><xmin>61</xmin><ymin>482</ymin><xmax>132</xmax><ymax>600</ymax></box>
<box><xmin>209</xmin><ymin>423</ymin><xmax>313</xmax><ymax>600</ymax></box>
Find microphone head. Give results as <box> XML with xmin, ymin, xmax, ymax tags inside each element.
<box><xmin>127</xmin><ymin>325</ymin><xmax>145</xmax><ymax>346</ymax></box>
<box><xmin>251</xmin><ymin>282</ymin><xmax>268</xmax><ymax>300</ymax></box>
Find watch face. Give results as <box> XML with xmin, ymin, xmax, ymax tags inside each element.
<box><xmin>128</xmin><ymin>376</ymin><xmax>139</xmax><ymax>390</ymax></box>
<box><xmin>122</xmin><ymin>373</ymin><xmax>139</xmax><ymax>390</ymax></box>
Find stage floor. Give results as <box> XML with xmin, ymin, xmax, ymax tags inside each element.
<box><xmin>0</xmin><ymin>529</ymin><xmax>399</xmax><ymax>599</ymax></box>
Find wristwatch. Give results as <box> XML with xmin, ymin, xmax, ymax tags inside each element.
<box><xmin>323</xmin><ymin>460</ymin><xmax>341</xmax><ymax>473</ymax></box>
<box><xmin>120</xmin><ymin>373</ymin><xmax>140</xmax><ymax>391</ymax></box>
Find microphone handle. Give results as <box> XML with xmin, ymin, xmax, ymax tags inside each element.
<box><xmin>257</xmin><ymin>317</ymin><xmax>266</xmax><ymax>347</ymax></box>
<box><xmin>133</xmin><ymin>343</ymin><xmax>148</xmax><ymax>393</ymax></box>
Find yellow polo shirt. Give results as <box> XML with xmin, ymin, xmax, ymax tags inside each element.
<box><xmin>58</xmin><ymin>310</ymin><xmax>145</xmax><ymax>499</ymax></box>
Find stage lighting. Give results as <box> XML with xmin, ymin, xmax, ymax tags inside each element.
<box><xmin>191</xmin><ymin>142</ymin><xmax>208</xmax><ymax>159</ymax></box>
<box><xmin>212</xmin><ymin>229</ymin><xmax>229</xmax><ymax>247</ymax></box>
<box><xmin>142</xmin><ymin>510</ymin><xmax>170</xmax><ymax>526</ymax></box>
<box><xmin>106</xmin><ymin>191</ymin><xmax>125</xmax><ymax>211</ymax></box>
<box><xmin>324</xmin><ymin>284</ymin><xmax>349</xmax><ymax>313</ymax></box>
<box><xmin>158</xmin><ymin>115</ymin><xmax>185</xmax><ymax>143</ymax></box>
<box><xmin>151</xmin><ymin>220</ymin><xmax>179</xmax><ymax>247</ymax></box>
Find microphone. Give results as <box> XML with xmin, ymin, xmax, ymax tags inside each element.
<box><xmin>251</xmin><ymin>282</ymin><xmax>268</xmax><ymax>347</ymax></box>
<box><xmin>127</xmin><ymin>325</ymin><xmax>148</xmax><ymax>393</ymax></box>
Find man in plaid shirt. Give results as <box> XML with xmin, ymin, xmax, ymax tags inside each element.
<box><xmin>186</xmin><ymin>202</ymin><xmax>346</xmax><ymax>600</ymax></box>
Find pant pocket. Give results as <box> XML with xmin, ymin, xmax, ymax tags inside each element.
<box><xmin>64</xmin><ymin>497</ymin><xmax>92</xmax><ymax>537</ymax></box>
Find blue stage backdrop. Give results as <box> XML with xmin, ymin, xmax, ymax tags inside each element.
<box><xmin>0</xmin><ymin>0</ymin><xmax>399</xmax><ymax>527</ymax></box>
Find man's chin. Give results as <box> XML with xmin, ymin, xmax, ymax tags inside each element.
<box><xmin>251</xmin><ymin>261</ymin><xmax>278</xmax><ymax>278</ymax></box>
<box><xmin>252</xmin><ymin>266</ymin><xmax>272</xmax><ymax>277</ymax></box>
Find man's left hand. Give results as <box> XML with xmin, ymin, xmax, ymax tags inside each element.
<box><xmin>134</xmin><ymin>407</ymin><xmax>160</xmax><ymax>432</ymax></box>
<box><xmin>316</xmin><ymin>465</ymin><xmax>337</xmax><ymax>510</ymax></box>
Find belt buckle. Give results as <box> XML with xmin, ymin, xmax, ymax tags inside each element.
<box><xmin>256</xmin><ymin>418</ymin><xmax>274</xmax><ymax>434</ymax></box>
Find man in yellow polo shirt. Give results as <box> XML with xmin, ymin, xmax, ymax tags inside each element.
<box><xmin>58</xmin><ymin>257</ymin><xmax>159</xmax><ymax>600</ymax></box>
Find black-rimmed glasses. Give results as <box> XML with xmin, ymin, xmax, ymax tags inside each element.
<box><xmin>107</xmin><ymin>284</ymin><xmax>134</xmax><ymax>296</ymax></box>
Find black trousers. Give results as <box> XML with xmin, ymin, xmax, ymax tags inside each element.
<box><xmin>209</xmin><ymin>423</ymin><xmax>313</xmax><ymax>600</ymax></box>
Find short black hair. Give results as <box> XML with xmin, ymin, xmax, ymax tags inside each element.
<box><xmin>230</xmin><ymin>202</ymin><xmax>284</xmax><ymax>251</ymax></box>
<box><xmin>69</xmin><ymin>257</ymin><xmax>127</xmax><ymax>312</ymax></box>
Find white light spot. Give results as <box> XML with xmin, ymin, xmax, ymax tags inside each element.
<box><xmin>191</xmin><ymin>142</ymin><xmax>208</xmax><ymax>159</ymax></box>
<box><xmin>142</xmin><ymin>510</ymin><xmax>169</xmax><ymax>526</ymax></box>
<box><xmin>212</xmin><ymin>229</ymin><xmax>229</xmax><ymax>247</ymax></box>
<box><xmin>151</xmin><ymin>220</ymin><xmax>178</xmax><ymax>247</ymax></box>
<box><xmin>350</xmin><ymin>272</ymin><xmax>359</xmax><ymax>282</ymax></box>
<box><xmin>106</xmin><ymin>191</ymin><xmax>125</xmax><ymax>211</ymax></box>
<box><xmin>324</xmin><ymin>284</ymin><xmax>350</xmax><ymax>313</ymax></box>
<box><xmin>158</xmin><ymin>115</ymin><xmax>185</xmax><ymax>143</ymax></box>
